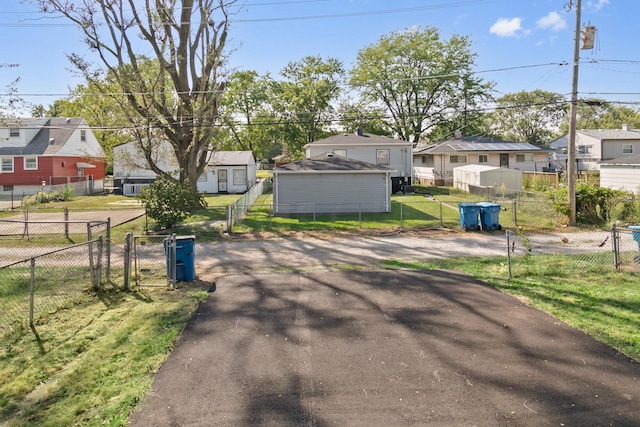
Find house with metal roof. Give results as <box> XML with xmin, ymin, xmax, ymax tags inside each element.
<box><xmin>270</xmin><ymin>152</ymin><xmax>394</xmax><ymax>214</ymax></box>
<box><xmin>413</xmin><ymin>134</ymin><xmax>549</xmax><ymax>186</ymax></box>
<box><xmin>305</xmin><ymin>129</ymin><xmax>413</xmax><ymax>193</ymax></box>
<box><xmin>0</xmin><ymin>118</ymin><xmax>106</xmax><ymax>196</ymax></box>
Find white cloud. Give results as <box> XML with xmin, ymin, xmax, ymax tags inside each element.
<box><xmin>489</xmin><ymin>17</ymin><xmax>524</xmax><ymax>38</ymax></box>
<box><xmin>536</xmin><ymin>11</ymin><xmax>566</xmax><ymax>31</ymax></box>
<box><xmin>588</xmin><ymin>0</ymin><xmax>610</xmax><ymax>11</ymax></box>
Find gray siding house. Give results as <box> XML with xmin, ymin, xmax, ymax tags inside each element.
<box><xmin>305</xmin><ymin>130</ymin><xmax>412</xmax><ymax>193</ymax></box>
<box><xmin>270</xmin><ymin>152</ymin><xmax>394</xmax><ymax>214</ymax></box>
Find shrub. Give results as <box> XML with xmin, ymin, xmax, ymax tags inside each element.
<box><xmin>138</xmin><ymin>176</ymin><xmax>206</xmax><ymax>230</ymax></box>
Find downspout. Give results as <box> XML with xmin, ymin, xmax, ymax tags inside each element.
<box><xmin>386</xmin><ymin>172</ymin><xmax>391</xmax><ymax>212</ymax></box>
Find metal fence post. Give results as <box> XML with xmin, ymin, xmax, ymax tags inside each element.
<box><xmin>506</xmin><ymin>230</ymin><xmax>512</xmax><ymax>280</ymax></box>
<box><xmin>512</xmin><ymin>199</ymin><xmax>517</xmax><ymax>226</ymax></box>
<box><xmin>169</xmin><ymin>233</ymin><xmax>177</xmax><ymax>289</ymax></box>
<box><xmin>94</xmin><ymin>236</ymin><xmax>103</xmax><ymax>290</ymax></box>
<box><xmin>124</xmin><ymin>232</ymin><xmax>132</xmax><ymax>291</ymax></box>
<box><xmin>29</xmin><ymin>257</ymin><xmax>36</xmax><ymax>327</ymax></box>
<box><xmin>611</xmin><ymin>225</ymin><xmax>619</xmax><ymax>270</ymax></box>
<box><xmin>64</xmin><ymin>207</ymin><xmax>69</xmax><ymax>239</ymax></box>
<box><xmin>87</xmin><ymin>223</ymin><xmax>95</xmax><ymax>286</ymax></box>
<box><xmin>106</xmin><ymin>218</ymin><xmax>111</xmax><ymax>282</ymax></box>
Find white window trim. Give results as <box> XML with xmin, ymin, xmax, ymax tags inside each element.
<box><xmin>24</xmin><ymin>156</ymin><xmax>38</xmax><ymax>170</ymax></box>
<box><xmin>233</xmin><ymin>168</ymin><xmax>247</xmax><ymax>186</ymax></box>
<box><xmin>333</xmin><ymin>149</ymin><xmax>347</xmax><ymax>157</ymax></box>
<box><xmin>376</xmin><ymin>149</ymin><xmax>390</xmax><ymax>166</ymax></box>
<box><xmin>9</xmin><ymin>128</ymin><xmax>20</xmax><ymax>138</ymax></box>
<box><xmin>622</xmin><ymin>144</ymin><xmax>634</xmax><ymax>155</ymax></box>
<box><xmin>1</xmin><ymin>157</ymin><xmax>14</xmax><ymax>173</ymax></box>
<box><xmin>478</xmin><ymin>154</ymin><xmax>488</xmax><ymax>163</ymax></box>
<box><xmin>515</xmin><ymin>153</ymin><xmax>533</xmax><ymax>163</ymax></box>
<box><xmin>80</xmin><ymin>130</ymin><xmax>87</xmax><ymax>142</ymax></box>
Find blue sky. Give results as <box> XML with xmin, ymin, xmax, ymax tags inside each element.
<box><xmin>1</xmin><ymin>0</ymin><xmax>637</xmax><ymax>114</ymax></box>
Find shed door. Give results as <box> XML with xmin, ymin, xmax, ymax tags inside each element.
<box><xmin>500</xmin><ymin>154</ymin><xmax>509</xmax><ymax>168</ymax></box>
<box><xmin>218</xmin><ymin>169</ymin><xmax>228</xmax><ymax>192</ymax></box>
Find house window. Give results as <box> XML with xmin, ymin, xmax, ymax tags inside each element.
<box><xmin>376</xmin><ymin>149</ymin><xmax>390</xmax><ymax>166</ymax></box>
<box><xmin>233</xmin><ymin>169</ymin><xmax>246</xmax><ymax>185</ymax></box>
<box><xmin>24</xmin><ymin>157</ymin><xmax>38</xmax><ymax>170</ymax></box>
<box><xmin>577</xmin><ymin>145</ymin><xmax>593</xmax><ymax>155</ymax></box>
<box><xmin>80</xmin><ymin>130</ymin><xmax>86</xmax><ymax>142</ymax></box>
<box><xmin>421</xmin><ymin>155</ymin><xmax>434</xmax><ymax>166</ymax></box>
<box><xmin>450</xmin><ymin>155</ymin><xmax>467</xmax><ymax>164</ymax></box>
<box><xmin>622</xmin><ymin>144</ymin><xmax>634</xmax><ymax>155</ymax></box>
<box><xmin>333</xmin><ymin>149</ymin><xmax>347</xmax><ymax>157</ymax></box>
<box><xmin>478</xmin><ymin>154</ymin><xmax>488</xmax><ymax>163</ymax></box>
<box><xmin>3</xmin><ymin>185</ymin><xmax>14</xmax><ymax>192</ymax></box>
<box><xmin>197</xmin><ymin>173</ymin><xmax>207</xmax><ymax>182</ymax></box>
<box><xmin>9</xmin><ymin>128</ymin><xmax>19</xmax><ymax>137</ymax></box>
<box><xmin>1</xmin><ymin>158</ymin><xmax>13</xmax><ymax>173</ymax></box>
<box><xmin>516</xmin><ymin>153</ymin><xmax>533</xmax><ymax>163</ymax></box>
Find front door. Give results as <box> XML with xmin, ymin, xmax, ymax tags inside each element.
<box><xmin>218</xmin><ymin>169</ymin><xmax>228</xmax><ymax>192</ymax></box>
<box><xmin>500</xmin><ymin>154</ymin><xmax>509</xmax><ymax>168</ymax></box>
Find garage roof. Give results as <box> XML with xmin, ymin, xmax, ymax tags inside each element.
<box><xmin>272</xmin><ymin>152</ymin><xmax>394</xmax><ymax>172</ymax></box>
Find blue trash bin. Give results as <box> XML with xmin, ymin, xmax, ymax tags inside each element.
<box><xmin>477</xmin><ymin>202</ymin><xmax>502</xmax><ymax>231</ymax></box>
<box><xmin>628</xmin><ymin>226</ymin><xmax>640</xmax><ymax>251</ymax></box>
<box><xmin>165</xmin><ymin>235</ymin><xmax>196</xmax><ymax>282</ymax></box>
<box><xmin>458</xmin><ymin>202</ymin><xmax>481</xmax><ymax>231</ymax></box>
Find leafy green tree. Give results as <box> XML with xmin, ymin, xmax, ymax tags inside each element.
<box><xmin>349</xmin><ymin>26</ymin><xmax>493</xmax><ymax>143</ymax></box>
<box><xmin>138</xmin><ymin>176</ymin><xmax>205</xmax><ymax>229</ymax></box>
<box><xmin>217</xmin><ymin>71</ymin><xmax>280</xmax><ymax>161</ymax></box>
<box><xmin>562</xmin><ymin>99</ymin><xmax>640</xmax><ymax>131</ymax></box>
<box><xmin>272</xmin><ymin>56</ymin><xmax>345</xmax><ymax>157</ymax></box>
<box><xmin>44</xmin><ymin>80</ymin><xmax>132</xmax><ymax>174</ymax></box>
<box><xmin>490</xmin><ymin>90</ymin><xmax>566</xmax><ymax>146</ymax></box>
<box><xmin>338</xmin><ymin>100</ymin><xmax>393</xmax><ymax>137</ymax></box>
<box><xmin>35</xmin><ymin>0</ymin><xmax>236</xmax><ymax>190</ymax></box>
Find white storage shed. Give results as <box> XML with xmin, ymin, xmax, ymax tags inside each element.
<box><xmin>453</xmin><ymin>164</ymin><xmax>522</xmax><ymax>195</ymax></box>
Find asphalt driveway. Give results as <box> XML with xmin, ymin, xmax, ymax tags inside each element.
<box><xmin>128</xmin><ymin>270</ymin><xmax>640</xmax><ymax>426</ymax></box>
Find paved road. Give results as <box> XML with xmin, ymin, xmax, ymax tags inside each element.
<box><xmin>128</xmin><ymin>270</ymin><xmax>640</xmax><ymax>426</ymax></box>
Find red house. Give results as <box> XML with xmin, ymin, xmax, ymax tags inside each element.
<box><xmin>0</xmin><ymin>118</ymin><xmax>105</xmax><ymax>196</ymax></box>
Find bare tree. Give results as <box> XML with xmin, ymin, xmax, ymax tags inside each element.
<box><xmin>34</xmin><ymin>0</ymin><xmax>236</xmax><ymax>188</ymax></box>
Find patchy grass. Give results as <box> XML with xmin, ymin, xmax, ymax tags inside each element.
<box><xmin>383</xmin><ymin>255</ymin><xmax>640</xmax><ymax>362</ymax></box>
<box><xmin>0</xmin><ymin>282</ymin><xmax>211</xmax><ymax>426</ymax></box>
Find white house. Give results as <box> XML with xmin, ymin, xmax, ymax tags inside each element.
<box><xmin>549</xmin><ymin>125</ymin><xmax>640</xmax><ymax>171</ymax></box>
<box><xmin>270</xmin><ymin>152</ymin><xmax>394</xmax><ymax>214</ymax></box>
<box><xmin>414</xmin><ymin>135</ymin><xmax>549</xmax><ymax>186</ymax></box>
<box><xmin>305</xmin><ymin>130</ymin><xmax>413</xmax><ymax>193</ymax></box>
<box><xmin>113</xmin><ymin>142</ymin><xmax>256</xmax><ymax>195</ymax></box>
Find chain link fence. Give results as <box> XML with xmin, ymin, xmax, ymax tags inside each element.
<box><xmin>0</xmin><ymin>238</ymin><xmax>106</xmax><ymax>336</ymax></box>
<box><xmin>506</xmin><ymin>226</ymin><xmax>640</xmax><ymax>278</ymax></box>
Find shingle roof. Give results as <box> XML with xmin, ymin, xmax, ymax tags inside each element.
<box><xmin>413</xmin><ymin>136</ymin><xmax>542</xmax><ymax>155</ymax></box>
<box><xmin>579</xmin><ymin>128</ymin><xmax>640</xmax><ymax>140</ymax></box>
<box><xmin>306</xmin><ymin>132</ymin><xmax>411</xmax><ymax>147</ymax></box>
<box><xmin>599</xmin><ymin>154</ymin><xmax>640</xmax><ymax>166</ymax></box>
<box><xmin>0</xmin><ymin>118</ymin><xmax>84</xmax><ymax>156</ymax></box>
<box><xmin>208</xmin><ymin>151</ymin><xmax>254</xmax><ymax>166</ymax></box>
<box><xmin>272</xmin><ymin>152</ymin><xmax>393</xmax><ymax>172</ymax></box>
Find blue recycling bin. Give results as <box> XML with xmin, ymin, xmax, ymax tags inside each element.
<box><xmin>458</xmin><ymin>202</ymin><xmax>481</xmax><ymax>231</ymax></box>
<box><xmin>628</xmin><ymin>226</ymin><xmax>640</xmax><ymax>251</ymax></box>
<box><xmin>477</xmin><ymin>202</ymin><xmax>502</xmax><ymax>231</ymax></box>
<box><xmin>165</xmin><ymin>235</ymin><xmax>196</xmax><ymax>282</ymax></box>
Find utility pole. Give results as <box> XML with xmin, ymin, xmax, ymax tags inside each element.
<box><xmin>567</xmin><ymin>0</ymin><xmax>582</xmax><ymax>225</ymax></box>
<box><xmin>567</xmin><ymin>0</ymin><xmax>582</xmax><ymax>226</ymax></box>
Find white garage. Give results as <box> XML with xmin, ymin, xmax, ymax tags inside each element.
<box><xmin>600</xmin><ymin>155</ymin><xmax>640</xmax><ymax>194</ymax></box>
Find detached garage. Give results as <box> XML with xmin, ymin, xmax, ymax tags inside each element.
<box><xmin>600</xmin><ymin>154</ymin><xmax>640</xmax><ymax>194</ymax></box>
<box><xmin>453</xmin><ymin>164</ymin><xmax>522</xmax><ymax>195</ymax></box>
<box><xmin>270</xmin><ymin>152</ymin><xmax>394</xmax><ymax>214</ymax></box>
